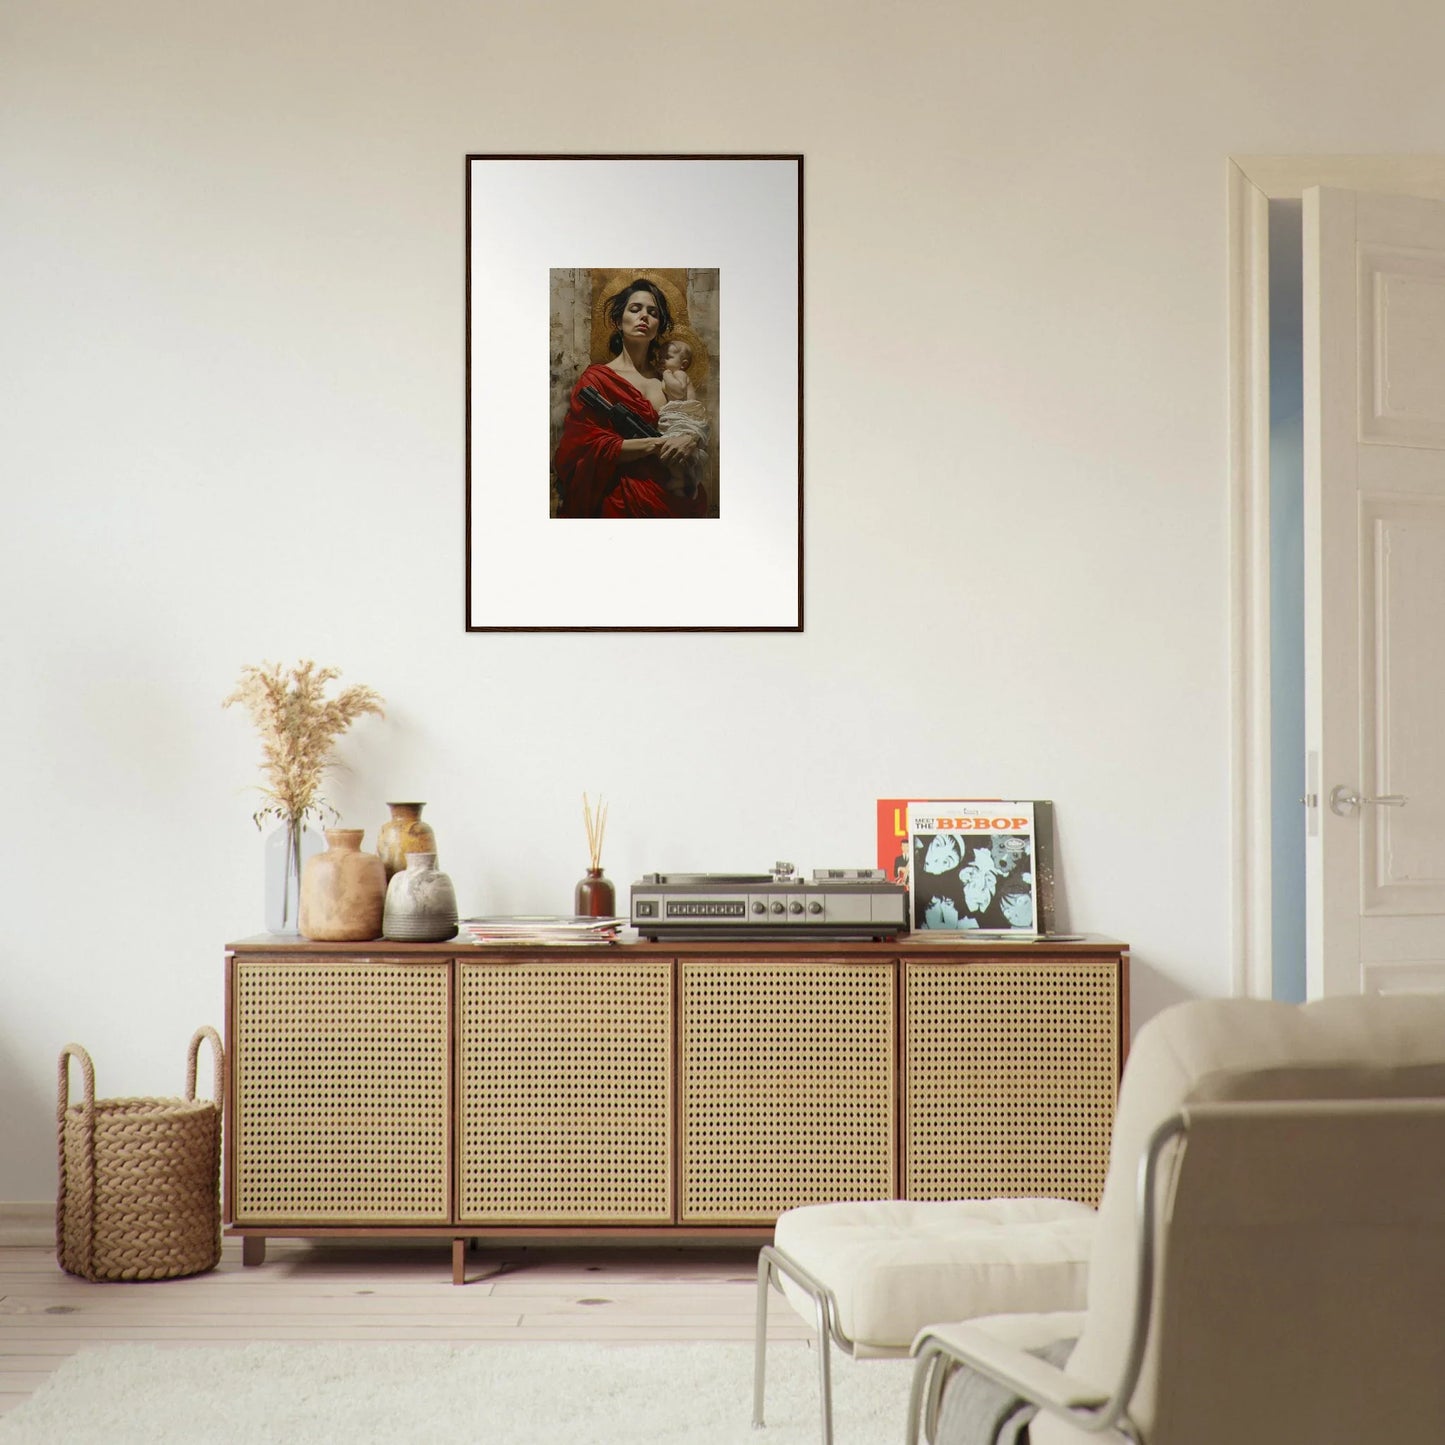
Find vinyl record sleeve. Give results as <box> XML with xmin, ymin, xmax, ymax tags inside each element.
<box><xmin>877</xmin><ymin>798</ymin><xmax>1055</xmax><ymax>934</ymax></box>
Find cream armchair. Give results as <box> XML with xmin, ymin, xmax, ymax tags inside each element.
<box><xmin>906</xmin><ymin>993</ymin><xmax>1445</xmax><ymax>1445</ymax></box>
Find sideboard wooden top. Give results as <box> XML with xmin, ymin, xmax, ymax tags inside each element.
<box><xmin>227</xmin><ymin>933</ymin><xmax>1127</xmax><ymax>958</ymax></box>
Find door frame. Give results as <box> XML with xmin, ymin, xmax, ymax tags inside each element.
<box><xmin>1226</xmin><ymin>156</ymin><xmax>1445</xmax><ymax>999</ymax></box>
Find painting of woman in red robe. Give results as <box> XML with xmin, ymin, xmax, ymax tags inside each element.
<box><xmin>551</xmin><ymin>272</ymin><xmax>716</xmax><ymax>519</ymax></box>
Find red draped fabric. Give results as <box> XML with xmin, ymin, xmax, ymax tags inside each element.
<box><xmin>554</xmin><ymin>364</ymin><xmax>707</xmax><ymax>518</ymax></box>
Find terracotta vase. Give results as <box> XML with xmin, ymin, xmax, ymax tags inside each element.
<box><xmin>383</xmin><ymin>853</ymin><xmax>459</xmax><ymax>942</ymax></box>
<box><xmin>574</xmin><ymin>867</ymin><xmax>616</xmax><ymax>918</ymax></box>
<box><xmin>377</xmin><ymin>802</ymin><xmax>438</xmax><ymax>880</ymax></box>
<box><xmin>299</xmin><ymin>829</ymin><xmax>386</xmax><ymax>941</ymax></box>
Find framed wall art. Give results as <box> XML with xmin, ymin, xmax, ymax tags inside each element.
<box><xmin>465</xmin><ymin>154</ymin><xmax>803</xmax><ymax>632</ymax></box>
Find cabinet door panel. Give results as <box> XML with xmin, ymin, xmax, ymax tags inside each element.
<box><xmin>457</xmin><ymin>959</ymin><xmax>673</xmax><ymax>1223</ymax></box>
<box><xmin>680</xmin><ymin>959</ymin><xmax>895</xmax><ymax>1223</ymax></box>
<box><xmin>233</xmin><ymin>959</ymin><xmax>450</xmax><ymax>1223</ymax></box>
<box><xmin>904</xmin><ymin>960</ymin><xmax>1118</xmax><ymax>1206</ymax></box>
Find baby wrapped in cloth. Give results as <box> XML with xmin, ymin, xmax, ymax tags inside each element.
<box><xmin>656</xmin><ymin>338</ymin><xmax>709</xmax><ymax>501</ymax></box>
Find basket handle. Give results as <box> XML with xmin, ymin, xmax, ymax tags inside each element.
<box><xmin>56</xmin><ymin>1043</ymin><xmax>98</xmax><ymax>1278</ymax></box>
<box><xmin>57</xmin><ymin>1043</ymin><xmax>96</xmax><ymax>1125</ymax></box>
<box><xmin>186</xmin><ymin>1026</ymin><xmax>224</xmax><ymax>1104</ymax></box>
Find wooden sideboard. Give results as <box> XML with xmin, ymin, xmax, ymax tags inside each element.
<box><xmin>224</xmin><ymin>936</ymin><xmax>1128</xmax><ymax>1282</ymax></box>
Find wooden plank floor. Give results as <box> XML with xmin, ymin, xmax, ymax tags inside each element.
<box><xmin>0</xmin><ymin>1239</ymin><xmax>811</xmax><ymax>1416</ymax></box>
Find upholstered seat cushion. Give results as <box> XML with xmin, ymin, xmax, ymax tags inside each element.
<box><xmin>772</xmin><ymin>1198</ymin><xmax>1095</xmax><ymax>1356</ymax></box>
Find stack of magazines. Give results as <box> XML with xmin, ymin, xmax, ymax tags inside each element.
<box><xmin>459</xmin><ymin>915</ymin><xmax>627</xmax><ymax>946</ymax></box>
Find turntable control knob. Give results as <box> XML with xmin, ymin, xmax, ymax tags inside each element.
<box><xmin>770</xmin><ymin>901</ymin><xmax>786</xmax><ymax>915</ymax></box>
<box><xmin>807</xmin><ymin>901</ymin><xmax>824</xmax><ymax>915</ymax></box>
<box><xmin>789</xmin><ymin>901</ymin><xmax>804</xmax><ymax>915</ymax></box>
<box><xmin>752</xmin><ymin>901</ymin><xmax>766</xmax><ymax>915</ymax></box>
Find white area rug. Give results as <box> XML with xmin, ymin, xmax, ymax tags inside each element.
<box><xmin>0</xmin><ymin>1340</ymin><xmax>915</xmax><ymax>1444</ymax></box>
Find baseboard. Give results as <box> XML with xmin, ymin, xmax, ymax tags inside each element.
<box><xmin>0</xmin><ymin>1201</ymin><xmax>54</xmax><ymax>1246</ymax></box>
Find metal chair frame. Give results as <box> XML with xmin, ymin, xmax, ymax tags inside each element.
<box><xmin>753</xmin><ymin>1242</ymin><xmax>883</xmax><ymax>1445</ymax></box>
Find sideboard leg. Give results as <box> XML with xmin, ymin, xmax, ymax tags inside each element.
<box><xmin>241</xmin><ymin>1236</ymin><xmax>266</xmax><ymax>1268</ymax></box>
<box><xmin>452</xmin><ymin>1237</ymin><xmax>466</xmax><ymax>1285</ymax></box>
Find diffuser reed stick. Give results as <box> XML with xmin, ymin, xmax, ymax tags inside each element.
<box><xmin>582</xmin><ymin>792</ymin><xmax>608</xmax><ymax>870</ymax></box>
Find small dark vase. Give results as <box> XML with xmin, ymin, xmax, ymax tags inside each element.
<box><xmin>574</xmin><ymin>867</ymin><xmax>616</xmax><ymax>918</ymax></box>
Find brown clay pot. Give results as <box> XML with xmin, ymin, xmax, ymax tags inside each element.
<box><xmin>299</xmin><ymin>829</ymin><xmax>386</xmax><ymax>941</ymax></box>
<box><xmin>376</xmin><ymin>802</ymin><xmax>438</xmax><ymax>880</ymax></box>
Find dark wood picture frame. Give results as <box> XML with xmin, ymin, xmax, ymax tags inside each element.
<box><xmin>465</xmin><ymin>154</ymin><xmax>804</xmax><ymax>633</ymax></box>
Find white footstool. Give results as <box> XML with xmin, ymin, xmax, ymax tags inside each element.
<box><xmin>752</xmin><ymin>1198</ymin><xmax>1095</xmax><ymax>1445</ymax></box>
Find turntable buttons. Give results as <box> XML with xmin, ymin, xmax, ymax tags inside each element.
<box><xmin>807</xmin><ymin>901</ymin><xmax>824</xmax><ymax>915</ymax></box>
<box><xmin>752</xmin><ymin>901</ymin><xmax>766</xmax><ymax>914</ymax></box>
<box><xmin>770</xmin><ymin>901</ymin><xmax>785</xmax><ymax>915</ymax></box>
<box><xmin>789</xmin><ymin>901</ymin><xmax>804</xmax><ymax>915</ymax></box>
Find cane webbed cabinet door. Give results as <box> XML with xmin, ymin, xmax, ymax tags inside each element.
<box><xmin>456</xmin><ymin>957</ymin><xmax>674</xmax><ymax>1223</ymax></box>
<box><xmin>679</xmin><ymin>957</ymin><xmax>896</xmax><ymax>1222</ymax></box>
<box><xmin>903</xmin><ymin>957</ymin><xmax>1120</xmax><ymax>1206</ymax></box>
<box><xmin>231</xmin><ymin>956</ymin><xmax>451</xmax><ymax>1224</ymax></box>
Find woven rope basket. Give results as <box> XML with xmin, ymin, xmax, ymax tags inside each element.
<box><xmin>57</xmin><ymin>1026</ymin><xmax>223</xmax><ymax>1282</ymax></box>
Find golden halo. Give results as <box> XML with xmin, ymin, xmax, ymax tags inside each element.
<box><xmin>592</xmin><ymin>269</ymin><xmax>688</xmax><ymax>341</ymax></box>
<box><xmin>589</xmin><ymin>269</ymin><xmax>710</xmax><ymax>383</ymax></box>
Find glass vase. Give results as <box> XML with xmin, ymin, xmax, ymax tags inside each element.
<box><xmin>264</xmin><ymin>819</ymin><xmax>323</xmax><ymax>935</ymax></box>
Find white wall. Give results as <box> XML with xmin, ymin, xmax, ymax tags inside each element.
<box><xmin>4</xmin><ymin>0</ymin><xmax>1443</xmax><ymax>1201</ymax></box>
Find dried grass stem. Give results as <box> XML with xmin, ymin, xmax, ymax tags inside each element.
<box><xmin>223</xmin><ymin>660</ymin><xmax>385</xmax><ymax>828</ymax></box>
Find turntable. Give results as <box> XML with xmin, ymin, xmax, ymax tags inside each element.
<box><xmin>630</xmin><ymin>863</ymin><xmax>907</xmax><ymax>940</ymax></box>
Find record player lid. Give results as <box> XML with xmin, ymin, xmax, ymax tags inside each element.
<box><xmin>638</xmin><ymin>872</ymin><xmax>772</xmax><ymax>885</ymax></box>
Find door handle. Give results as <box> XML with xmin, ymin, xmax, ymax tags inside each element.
<box><xmin>1329</xmin><ymin>785</ymin><xmax>1408</xmax><ymax>816</ymax></box>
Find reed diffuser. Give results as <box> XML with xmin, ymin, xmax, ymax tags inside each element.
<box><xmin>575</xmin><ymin>792</ymin><xmax>616</xmax><ymax>917</ymax></box>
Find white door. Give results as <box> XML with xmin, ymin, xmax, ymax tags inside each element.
<box><xmin>1304</xmin><ymin>186</ymin><xmax>1445</xmax><ymax>996</ymax></box>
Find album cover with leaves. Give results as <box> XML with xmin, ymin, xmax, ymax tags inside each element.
<box><xmin>898</xmin><ymin>799</ymin><xmax>1056</xmax><ymax>934</ymax></box>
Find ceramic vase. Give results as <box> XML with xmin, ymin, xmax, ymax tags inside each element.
<box><xmin>383</xmin><ymin>853</ymin><xmax>459</xmax><ymax>942</ymax></box>
<box><xmin>377</xmin><ymin>802</ymin><xmax>438</xmax><ymax>880</ymax></box>
<box><xmin>264</xmin><ymin>819</ymin><xmax>325</xmax><ymax>935</ymax></box>
<box><xmin>299</xmin><ymin>829</ymin><xmax>386</xmax><ymax>941</ymax></box>
<box><xmin>574</xmin><ymin>867</ymin><xmax>616</xmax><ymax>918</ymax></box>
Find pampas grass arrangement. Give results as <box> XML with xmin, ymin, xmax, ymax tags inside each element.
<box><xmin>223</xmin><ymin>660</ymin><xmax>385</xmax><ymax>831</ymax></box>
